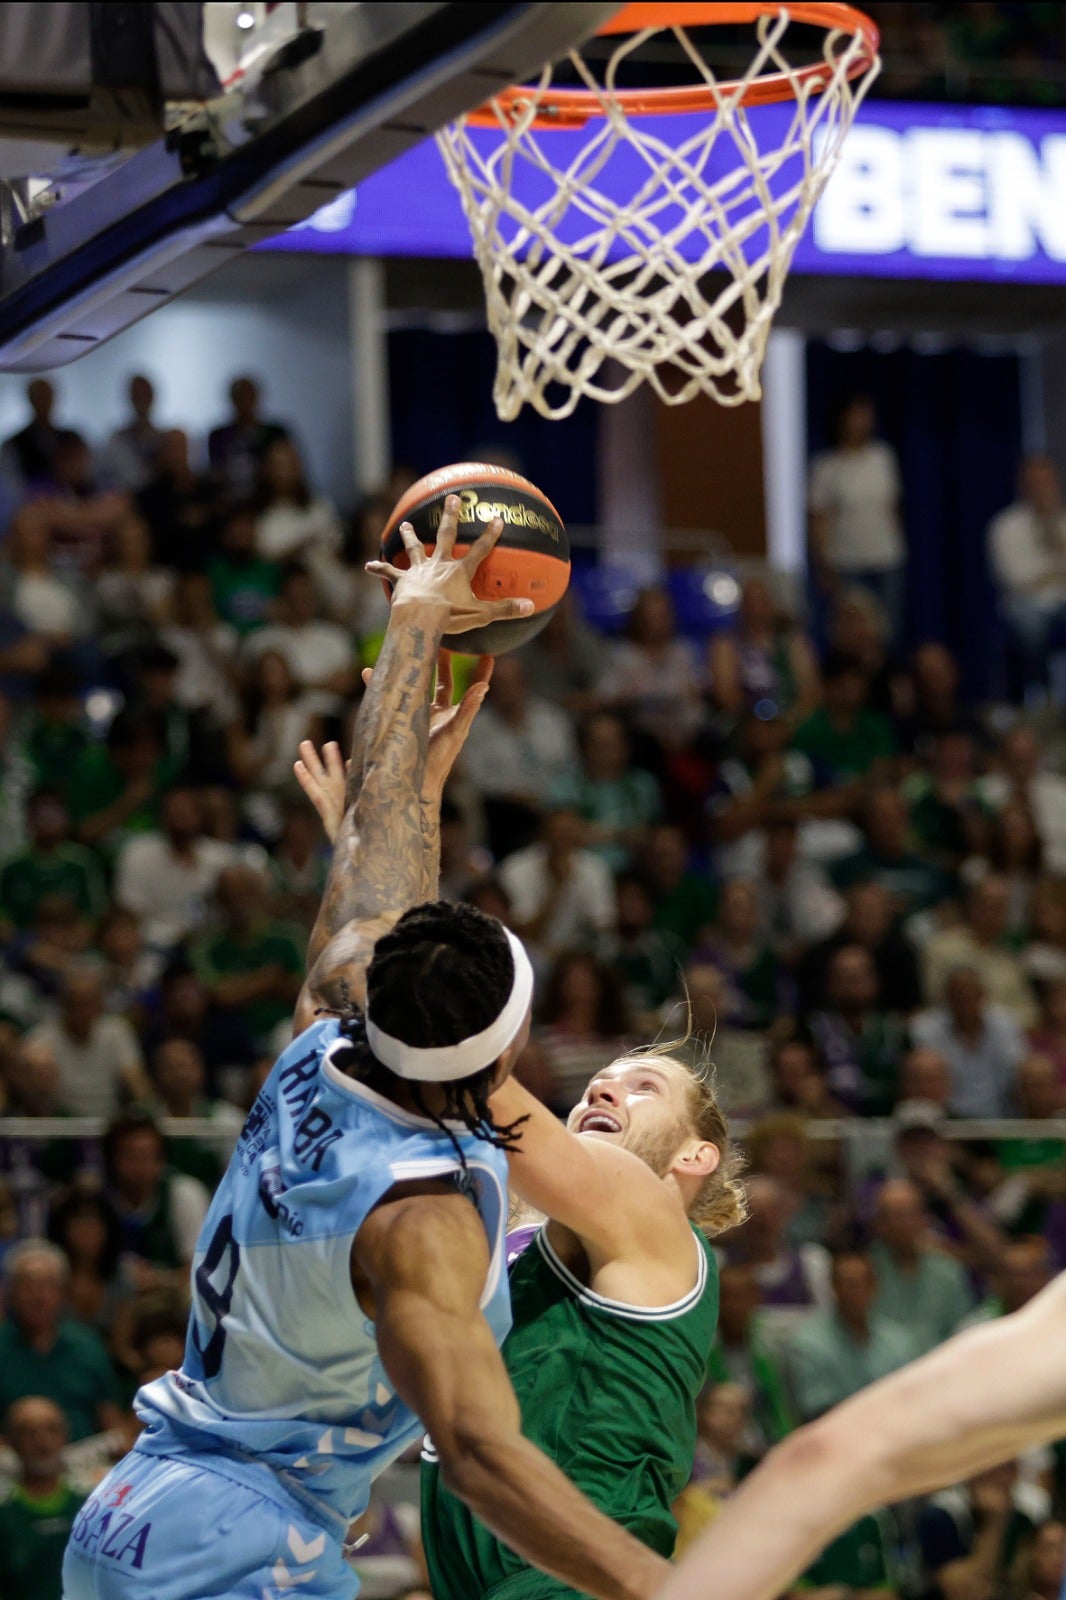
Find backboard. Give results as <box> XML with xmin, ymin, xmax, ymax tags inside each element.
<box><xmin>0</xmin><ymin>2</ymin><xmax>621</xmax><ymax>371</ymax></box>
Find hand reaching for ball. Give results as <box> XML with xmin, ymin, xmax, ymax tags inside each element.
<box><xmin>367</xmin><ymin>493</ymin><xmax>534</xmax><ymax>634</ymax></box>
<box><xmin>295</xmin><ymin>651</ymin><xmax>494</xmax><ymax>843</ymax></box>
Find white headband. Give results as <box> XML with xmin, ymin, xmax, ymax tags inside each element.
<box><xmin>365</xmin><ymin>928</ymin><xmax>534</xmax><ymax>1083</ymax></box>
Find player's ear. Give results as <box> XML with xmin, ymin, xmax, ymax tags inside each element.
<box><xmin>488</xmin><ymin>1048</ymin><xmax>518</xmax><ymax>1093</ymax></box>
<box><xmin>675</xmin><ymin>1140</ymin><xmax>720</xmax><ymax>1179</ymax></box>
<box><xmin>490</xmin><ymin>1006</ymin><xmax>532</xmax><ymax>1091</ymax></box>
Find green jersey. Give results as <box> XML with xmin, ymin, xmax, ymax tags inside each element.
<box><xmin>0</xmin><ymin>1482</ymin><xmax>85</xmax><ymax>1600</ymax></box>
<box><xmin>0</xmin><ymin>843</ymin><xmax>107</xmax><ymax>928</ymax></box>
<box><xmin>422</xmin><ymin>1222</ymin><xmax>719</xmax><ymax>1600</ymax></box>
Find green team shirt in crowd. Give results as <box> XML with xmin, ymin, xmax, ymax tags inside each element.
<box><xmin>869</xmin><ymin>1241</ymin><xmax>974</xmax><ymax>1356</ymax></box>
<box><xmin>797</xmin><ymin>1512</ymin><xmax>894</xmax><ymax>1593</ymax></box>
<box><xmin>792</xmin><ymin>706</ymin><xmax>897</xmax><ymax>783</ymax></box>
<box><xmin>548</xmin><ymin>768</ymin><xmax>662</xmax><ymax>873</ymax></box>
<box><xmin>0</xmin><ymin>843</ymin><xmax>107</xmax><ymax>928</ymax></box>
<box><xmin>0</xmin><ymin>1482</ymin><xmax>85</xmax><ymax>1600</ymax></box>
<box><xmin>190</xmin><ymin>922</ymin><xmax>303</xmax><ymax>1043</ymax></box>
<box><xmin>65</xmin><ymin>747</ymin><xmax>167</xmax><ymax>841</ymax></box>
<box><xmin>422</xmin><ymin>1222</ymin><xmax>719</xmax><ymax>1600</ymax></box>
<box><xmin>652</xmin><ymin>873</ymin><xmax>718</xmax><ymax>954</ymax></box>
<box><xmin>0</xmin><ymin>1320</ymin><xmax>120</xmax><ymax>1442</ymax></box>
<box><xmin>208</xmin><ymin>554</ymin><xmax>281</xmax><ymax>636</ymax></box>
<box><xmin>22</xmin><ymin>718</ymin><xmax>90</xmax><ymax>794</ymax></box>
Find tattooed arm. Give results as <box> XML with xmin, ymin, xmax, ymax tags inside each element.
<box><xmin>303</xmin><ymin>591</ymin><xmax>442</xmax><ymax>979</ymax></box>
<box><xmin>293</xmin><ymin>496</ymin><xmax>524</xmax><ymax>1027</ymax></box>
<box><xmin>296</xmin><ymin>653</ymin><xmax>494</xmax><ymax>904</ymax></box>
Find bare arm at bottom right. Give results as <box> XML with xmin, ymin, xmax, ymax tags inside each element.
<box><xmin>353</xmin><ymin>1185</ymin><xmax>669</xmax><ymax>1600</ymax></box>
<box><xmin>656</xmin><ymin>1271</ymin><xmax>1066</xmax><ymax>1600</ymax></box>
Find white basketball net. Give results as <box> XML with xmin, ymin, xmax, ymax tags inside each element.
<box><xmin>437</xmin><ymin>10</ymin><xmax>879</xmax><ymax>420</ymax></box>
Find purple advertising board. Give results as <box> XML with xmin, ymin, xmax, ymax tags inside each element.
<box><xmin>261</xmin><ymin>98</ymin><xmax>1066</xmax><ymax>285</ymax></box>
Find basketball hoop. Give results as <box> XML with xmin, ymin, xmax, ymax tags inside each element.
<box><xmin>436</xmin><ymin>3</ymin><xmax>880</xmax><ymax>420</ymax></box>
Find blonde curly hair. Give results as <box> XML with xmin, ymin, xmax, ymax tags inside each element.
<box><xmin>617</xmin><ymin>1036</ymin><xmax>748</xmax><ymax>1237</ymax></box>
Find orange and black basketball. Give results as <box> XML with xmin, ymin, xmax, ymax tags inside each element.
<box><xmin>379</xmin><ymin>462</ymin><xmax>570</xmax><ymax>655</ymax></box>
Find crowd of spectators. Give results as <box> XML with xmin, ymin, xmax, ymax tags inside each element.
<box><xmin>868</xmin><ymin>4</ymin><xmax>1066</xmax><ymax>106</ymax></box>
<box><xmin>0</xmin><ymin>366</ymin><xmax>1063</xmax><ymax>1598</ymax></box>
<box><xmin>808</xmin><ymin>393</ymin><xmax>1066</xmax><ymax>707</ymax></box>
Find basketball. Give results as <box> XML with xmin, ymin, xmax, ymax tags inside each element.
<box><xmin>379</xmin><ymin>462</ymin><xmax>570</xmax><ymax>655</ymax></box>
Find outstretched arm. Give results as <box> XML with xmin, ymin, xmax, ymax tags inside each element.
<box><xmin>294</xmin><ymin>496</ymin><xmax>526</xmax><ymax>1025</ymax></box>
<box><xmin>355</xmin><ymin>1185</ymin><xmax>668</xmax><ymax>1600</ymax></box>
<box><xmin>304</xmin><ymin>589</ymin><xmax>441</xmax><ymax>972</ymax></box>
<box><xmin>657</xmin><ymin>1272</ymin><xmax>1066</xmax><ymax>1600</ymax></box>
<box><xmin>296</xmin><ymin>651</ymin><xmax>493</xmax><ymax>905</ymax></box>
<box><xmin>489</xmin><ymin>1076</ymin><xmax>697</xmax><ymax>1286</ymax></box>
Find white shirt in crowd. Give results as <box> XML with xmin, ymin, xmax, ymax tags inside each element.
<box><xmin>499</xmin><ymin>844</ymin><xmax>616</xmax><ymax>958</ymax></box>
<box><xmin>165</xmin><ymin>1175</ymin><xmax>212</xmax><ymax>1261</ymax></box>
<box><xmin>114</xmin><ymin>833</ymin><xmax>236</xmax><ymax>950</ymax></box>
<box><xmin>979</xmin><ymin>768</ymin><xmax>1066</xmax><ymax>875</ymax></box>
<box><xmin>10</xmin><ymin>572</ymin><xmax>83</xmax><ymax>638</ymax></box>
<box><xmin>987</xmin><ymin>501</ymin><xmax>1066</xmax><ymax>605</ymax></box>
<box><xmin>241</xmin><ymin>620</ymin><xmax>355</xmax><ymax>714</ymax></box>
<box><xmin>255</xmin><ymin>499</ymin><xmax>343</xmax><ymax>563</ymax></box>
<box><xmin>807</xmin><ymin>440</ymin><xmax>905</xmax><ymax>572</ymax></box>
<box><xmin>159</xmin><ymin>621</ymin><xmax>239</xmax><ymax>724</ymax></box>
<box><xmin>597</xmin><ymin>638</ymin><xmax>705</xmax><ymax>752</ymax></box>
<box><xmin>752</xmin><ymin>858</ymin><xmax>846</xmax><ymax>953</ymax></box>
<box><xmin>462</xmin><ymin>701</ymin><xmax>578</xmax><ymax>804</ymax></box>
<box><xmin>104</xmin><ymin>422</ymin><xmax>164</xmax><ymax>492</ymax></box>
<box><xmin>910</xmin><ymin>1003</ymin><xmax>1025</xmax><ymax>1119</ymax></box>
<box><xmin>244</xmin><ymin>698</ymin><xmax>320</xmax><ymax>792</ymax></box>
<box><xmin>26</xmin><ymin>1015</ymin><xmax>144</xmax><ymax>1119</ymax></box>
<box><xmin>96</xmin><ymin>570</ymin><xmax>173</xmax><ymax>633</ymax></box>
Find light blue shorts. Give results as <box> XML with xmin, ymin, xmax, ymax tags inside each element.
<box><xmin>63</xmin><ymin>1445</ymin><xmax>358</xmax><ymax>1600</ymax></box>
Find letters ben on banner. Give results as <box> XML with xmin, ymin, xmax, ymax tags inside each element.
<box><xmin>269</xmin><ymin>101</ymin><xmax>1066</xmax><ymax>287</ymax></box>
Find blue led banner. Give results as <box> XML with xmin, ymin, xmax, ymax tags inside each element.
<box><xmin>262</xmin><ymin>99</ymin><xmax>1066</xmax><ymax>285</ymax></box>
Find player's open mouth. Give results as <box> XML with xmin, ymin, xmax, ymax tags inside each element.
<box><xmin>578</xmin><ymin>1112</ymin><xmax>622</xmax><ymax>1134</ymax></box>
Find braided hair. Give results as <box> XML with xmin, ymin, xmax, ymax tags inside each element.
<box><xmin>327</xmin><ymin>902</ymin><xmax>528</xmax><ymax>1166</ymax></box>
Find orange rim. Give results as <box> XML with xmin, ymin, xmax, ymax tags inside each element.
<box><xmin>463</xmin><ymin>2</ymin><xmax>879</xmax><ymax>129</ymax></box>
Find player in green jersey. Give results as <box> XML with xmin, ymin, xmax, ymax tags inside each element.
<box><xmin>297</xmin><ymin>708</ymin><xmax>747</xmax><ymax>1600</ymax></box>
<box><xmin>421</xmin><ymin>1051</ymin><xmax>746</xmax><ymax>1600</ymax></box>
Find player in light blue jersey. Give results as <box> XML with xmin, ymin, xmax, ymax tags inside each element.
<box><xmin>657</xmin><ymin>1266</ymin><xmax>1066</xmax><ymax>1600</ymax></box>
<box><xmin>64</xmin><ymin>498</ymin><xmax>669</xmax><ymax>1600</ymax></box>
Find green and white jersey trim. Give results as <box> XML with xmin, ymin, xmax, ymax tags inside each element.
<box><xmin>536</xmin><ymin>1225</ymin><xmax>708</xmax><ymax>1322</ymax></box>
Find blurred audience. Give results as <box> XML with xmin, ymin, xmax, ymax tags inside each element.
<box><xmin>808</xmin><ymin>395</ymin><xmax>906</xmax><ymax>642</ymax></box>
<box><xmin>706</xmin><ymin>577</ymin><xmax>820</xmax><ymax>728</ymax></box>
<box><xmin>0</xmin><ymin>1394</ymin><xmax>85</xmax><ymax>1600</ymax></box>
<box><xmin>106</xmin><ymin>373</ymin><xmax>164</xmax><ymax>493</ymax></box>
<box><xmin>0</xmin><ymin>365</ymin><xmax>1061</xmax><ymax>1575</ymax></box>
<box><xmin>785</xmin><ymin>1246</ymin><xmax>916</xmax><ymax>1421</ymax></box>
<box><xmin>598</xmin><ymin>587</ymin><xmax>704</xmax><ymax>757</ymax></box>
<box><xmin>869</xmin><ymin>1177</ymin><xmax>974</xmax><ymax>1354</ymax></box>
<box><xmin>912</xmin><ymin>967</ymin><xmax>1027</xmax><ymax>1117</ymax></box>
<box><xmin>499</xmin><ymin>805</ymin><xmax>616</xmax><ymax>966</ymax></box>
<box><xmin>923</xmin><ymin>876</ymin><xmax>1037</xmax><ymax>1026</ymax></box>
<box><xmin>0</xmin><ymin>1244</ymin><xmax>121</xmax><ymax>1442</ymax></box>
<box><xmin>207</xmin><ymin>375</ymin><xmax>288</xmax><ymax>500</ymax></box>
<box><xmin>989</xmin><ymin>455</ymin><xmax>1066</xmax><ymax>696</ymax></box>
<box><xmin>462</xmin><ymin>655</ymin><xmax>578</xmax><ymax>860</ymax></box>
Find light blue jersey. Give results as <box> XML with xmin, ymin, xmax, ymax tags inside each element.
<box><xmin>135</xmin><ymin>1018</ymin><xmax>511</xmax><ymax>1532</ymax></box>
